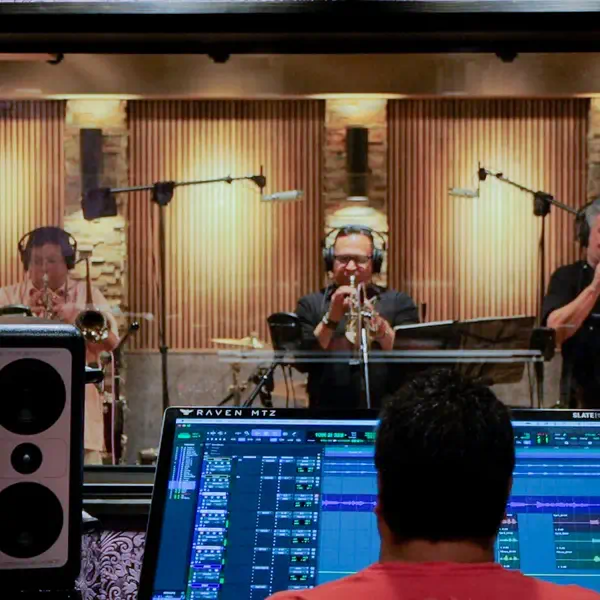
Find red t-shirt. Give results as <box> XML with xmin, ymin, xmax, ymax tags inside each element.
<box><xmin>267</xmin><ymin>562</ymin><xmax>600</xmax><ymax>600</ymax></box>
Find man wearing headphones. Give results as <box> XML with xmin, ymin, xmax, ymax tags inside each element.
<box><xmin>542</xmin><ymin>198</ymin><xmax>600</xmax><ymax>408</ymax></box>
<box><xmin>295</xmin><ymin>225</ymin><xmax>418</xmax><ymax>409</ymax></box>
<box><xmin>0</xmin><ymin>226</ymin><xmax>119</xmax><ymax>463</ymax></box>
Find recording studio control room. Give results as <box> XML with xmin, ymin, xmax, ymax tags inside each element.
<box><xmin>4</xmin><ymin>2</ymin><xmax>600</xmax><ymax>600</ymax></box>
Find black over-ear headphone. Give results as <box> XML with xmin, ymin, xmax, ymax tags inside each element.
<box><xmin>322</xmin><ymin>224</ymin><xmax>386</xmax><ymax>274</ymax></box>
<box><xmin>18</xmin><ymin>226</ymin><xmax>78</xmax><ymax>271</ymax></box>
<box><xmin>575</xmin><ymin>202</ymin><xmax>592</xmax><ymax>248</ymax></box>
<box><xmin>574</xmin><ymin>198</ymin><xmax>600</xmax><ymax>248</ymax></box>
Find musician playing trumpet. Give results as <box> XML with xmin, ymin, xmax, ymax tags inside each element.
<box><xmin>0</xmin><ymin>226</ymin><xmax>119</xmax><ymax>464</ymax></box>
<box><xmin>296</xmin><ymin>225</ymin><xmax>418</xmax><ymax>410</ymax></box>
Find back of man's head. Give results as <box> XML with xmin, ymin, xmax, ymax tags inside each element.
<box><xmin>374</xmin><ymin>368</ymin><xmax>515</xmax><ymax>548</ymax></box>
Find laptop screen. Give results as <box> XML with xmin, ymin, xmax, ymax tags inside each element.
<box><xmin>139</xmin><ymin>408</ymin><xmax>600</xmax><ymax>599</ymax></box>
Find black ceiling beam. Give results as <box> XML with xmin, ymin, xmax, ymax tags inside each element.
<box><xmin>1</xmin><ymin>1</ymin><xmax>600</xmax><ymax>54</ymax></box>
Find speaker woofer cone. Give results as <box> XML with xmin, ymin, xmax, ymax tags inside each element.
<box><xmin>0</xmin><ymin>482</ymin><xmax>64</xmax><ymax>558</ymax></box>
<box><xmin>0</xmin><ymin>358</ymin><xmax>66</xmax><ymax>435</ymax></box>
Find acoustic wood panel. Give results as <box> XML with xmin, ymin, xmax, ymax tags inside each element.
<box><xmin>128</xmin><ymin>100</ymin><xmax>324</xmax><ymax>350</ymax></box>
<box><xmin>0</xmin><ymin>101</ymin><xmax>65</xmax><ymax>287</ymax></box>
<box><xmin>388</xmin><ymin>99</ymin><xmax>588</xmax><ymax>322</ymax></box>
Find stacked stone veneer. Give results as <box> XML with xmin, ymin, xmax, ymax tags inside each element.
<box><xmin>589</xmin><ymin>99</ymin><xmax>600</xmax><ymax>201</ymax></box>
<box><xmin>324</xmin><ymin>98</ymin><xmax>389</xmax><ymax>282</ymax></box>
<box><xmin>63</xmin><ymin>100</ymin><xmax>128</xmax><ymax>323</ymax></box>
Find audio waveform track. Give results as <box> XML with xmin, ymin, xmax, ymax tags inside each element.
<box><xmin>496</xmin><ymin>513</ymin><xmax>520</xmax><ymax>570</ymax></box>
<box><xmin>322</xmin><ymin>495</ymin><xmax>600</xmax><ymax>513</ymax></box>
<box><xmin>555</xmin><ymin>513</ymin><xmax>600</xmax><ymax>570</ymax></box>
<box><xmin>508</xmin><ymin>496</ymin><xmax>600</xmax><ymax>513</ymax></box>
<box><xmin>321</xmin><ymin>494</ymin><xmax>377</xmax><ymax>512</ymax></box>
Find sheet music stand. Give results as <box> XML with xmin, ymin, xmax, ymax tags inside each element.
<box><xmin>456</xmin><ymin>316</ymin><xmax>536</xmax><ymax>385</ymax></box>
<box><xmin>392</xmin><ymin>316</ymin><xmax>545</xmax><ymax>407</ymax></box>
<box><xmin>394</xmin><ymin>320</ymin><xmax>461</xmax><ymax>350</ymax></box>
<box><xmin>391</xmin><ymin>320</ymin><xmax>461</xmax><ymax>388</ymax></box>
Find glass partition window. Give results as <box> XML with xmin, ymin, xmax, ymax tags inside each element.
<box><xmin>0</xmin><ymin>52</ymin><xmax>599</xmax><ymax>464</ymax></box>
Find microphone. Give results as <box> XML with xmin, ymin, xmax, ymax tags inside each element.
<box><xmin>261</xmin><ymin>190</ymin><xmax>304</xmax><ymax>202</ymax></box>
<box><xmin>250</xmin><ymin>174</ymin><xmax>266</xmax><ymax>191</ymax></box>
<box><xmin>448</xmin><ymin>187</ymin><xmax>479</xmax><ymax>198</ymax></box>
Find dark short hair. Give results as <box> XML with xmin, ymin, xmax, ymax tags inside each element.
<box><xmin>21</xmin><ymin>226</ymin><xmax>76</xmax><ymax>270</ymax></box>
<box><xmin>333</xmin><ymin>225</ymin><xmax>375</xmax><ymax>249</ymax></box>
<box><xmin>374</xmin><ymin>368</ymin><xmax>515</xmax><ymax>547</ymax></box>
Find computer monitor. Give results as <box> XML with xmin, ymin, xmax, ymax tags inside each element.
<box><xmin>138</xmin><ymin>407</ymin><xmax>600</xmax><ymax>599</ymax></box>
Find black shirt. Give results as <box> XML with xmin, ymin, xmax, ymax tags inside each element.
<box><xmin>295</xmin><ymin>284</ymin><xmax>418</xmax><ymax>409</ymax></box>
<box><xmin>542</xmin><ymin>260</ymin><xmax>600</xmax><ymax>408</ymax></box>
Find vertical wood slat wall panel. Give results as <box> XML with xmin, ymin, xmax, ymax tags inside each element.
<box><xmin>0</xmin><ymin>101</ymin><xmax>65</xmax><ymax>287</ymax></box>
<box><xmin>388</xmin><ymin>99</ymin><xmax>588</xmax><ymax>322</ymax></box>
<box><xmin>128</xmin><ymin>100</ymin><xmax>324</xmax><ymax>350</ymax></box>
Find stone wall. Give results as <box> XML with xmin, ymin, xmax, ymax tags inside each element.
<box><xmin>324</xmin><ymin>99</ymin><xmax>388</xmax><ymax>281</ymax></box>
<box><xmin>63</xmin><ymin>100</ymin><xmax>128</xmax><ymax>319</ymax></box>
<box><xmin>62</xmin><ymin>100</ymin><xmax>129</xmax><ymax>462</ymax></box>
<box><xmin>589</xmin><ymin>99</ymin><xmax>600</xmax><ymax>201</ymax></box>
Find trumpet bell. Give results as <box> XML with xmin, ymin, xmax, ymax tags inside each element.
<box><xmin>75</xmin><ymin>309</ymin><xmax>109</xmax><ymax>343</ymax></box>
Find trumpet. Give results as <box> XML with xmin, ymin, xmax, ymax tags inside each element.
<box><xmin>41</xmin><ymin>273</ymin><xmax>57</xmax><ymax>320</ymax></box>
<box><xmin>75</xmin><ymin>257</ymin><xmax>110</xmax><ymax>343</ymax></box>
<box><xmin>344</xmin><ymin>275</ymin><xmax>377</xmax><ymax>348</ymax></box>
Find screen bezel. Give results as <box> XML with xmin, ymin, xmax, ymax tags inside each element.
<box><xmin>137</xmin><ymin>406</ymin><xmax>600</xmax><ymax>599</ymax></box>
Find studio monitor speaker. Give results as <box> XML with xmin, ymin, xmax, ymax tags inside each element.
<box><xmin>0</xmin><ymin>319</ymin><xmax>85</xmax><ymax>592</ymax></box>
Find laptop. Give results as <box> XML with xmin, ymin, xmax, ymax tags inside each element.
<box><xmin>138</xmin><ymin>407</ymin><xmax>600</xmax><ymax>599</ymax></box>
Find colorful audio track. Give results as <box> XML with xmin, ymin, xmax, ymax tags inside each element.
<box><xmin>496</xmin><ymin>514</ymin><xmax>521</xmax><ymax>570</ymax></box>
<box><xmin>555</xmin><ymin>513</ymin><xmax>600</xmax><ymax>570</ymax></box>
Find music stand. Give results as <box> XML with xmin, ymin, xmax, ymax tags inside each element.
<box><xmin>394</xmin><ymin>320</ymin><xmax>460</xmax><ymax>350</ymax></box>
<box><xmin>456</xmin><ymin>316</ymin><xmax>536</xmax><ymax>385</ymax></box>
<box><xmin>392</xmin><ymin>320</ymin><xmax>461</xmax><ymax>387</ymax></box>
<box><xmin>393</xmin><ymin>316</ymin><xmax>546</xmax><ymax>407</ymax></box>
<box><xmin>242</xmin><ymin>313</ymin><xmax>302</xmax><ymax>408</ymax></box>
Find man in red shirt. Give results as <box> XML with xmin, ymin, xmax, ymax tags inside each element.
<box><xmin>268</xmin><ymin>369</ymin><xmax>599</xmax><ymax>600</ymax></box>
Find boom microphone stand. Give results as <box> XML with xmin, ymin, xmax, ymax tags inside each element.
<box><xmin>349</xmin><ymin>287</ymin><xmax>372</xmax><ymax>409</ymax></box>
<box><xmin>477</xmin><ymin>166</ymin><xmax>578</xmax><ymax>322</ymax></box>
<box><xmin>359</xmin><ymin>325</ymin><xmax>372</xmax><ymax>409</ymax></box>
<box><xmin>84</xmin><ymin>171</ymin><xmax>266</xmax><ymax>413</ymax></box>
<box><xmin>477</xmin><ymin>167</ymin><xmax>579</xmax><ymax>409</ymax></box>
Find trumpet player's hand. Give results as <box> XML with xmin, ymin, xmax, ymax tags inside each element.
<box><xmin>51</xmin><ymin>297</ymin><xmax>79</xmax><ymax>324</ymax></box>
<box><xmin>329</xmin><ymin>285</ymin><xmax>355</xmax><ymax>321</ymax></box>
<box><xmin>29</xmin><ymin>290</ymin><xmax>46</xmax><ymax>317</ymax></box>
<box><xmin>366</xmin><ymin>302</ymin><xmax>394</xmax><ymax>350</ymax></box>
<box><xmin>364</xmin><ymin>300</ymin><xmax>383</xmax><ymax>332</ymax></box>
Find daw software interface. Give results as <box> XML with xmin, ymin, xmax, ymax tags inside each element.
<box><xmin>148</xmin><ymin>415</ymin><xmax>600</xmax><ymax>599</ymax></box>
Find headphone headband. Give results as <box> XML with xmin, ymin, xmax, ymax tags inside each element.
<box><xmin>322</xmin><ymin>224</ymin><xmax>386</xmax><ymax>274</ymax></box>
<box><xmin>17</xmin><ymin>226</ymin><xmax>78</xmax><ymax>271</ymax></box>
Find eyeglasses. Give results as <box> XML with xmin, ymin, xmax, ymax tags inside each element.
<box><xmin>334</xmin><ymin>254</ymin><xmax>372</xmax><ymax>266</ymax></box>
